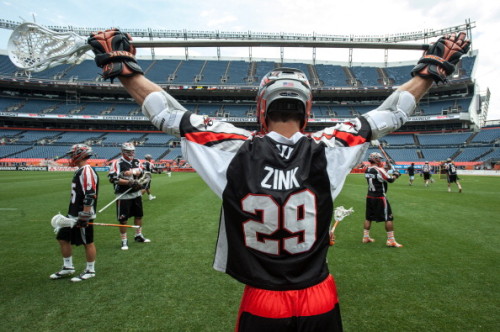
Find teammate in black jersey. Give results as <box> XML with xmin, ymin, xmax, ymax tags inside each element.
<box><xmin>443</xmin><ymin>158</ymin><xmax>463</xmax><ymax>193</ymax></box>
<box><xmin>363</xmin><ymin>152</ymin><xmax>403</xmax><ymax>247</ymax></box>
<box><xmin>108</xmin><ymin>142</ymin><xmax>151</xmax><ymax>250</ymax></box>
<box><xmin>50</xmin><ymin>144</ymin><xmax>99</xmax><ymax>282</ymax></box>
<box><xmin>88</xmin><ymin>29</ymin><xmax>470</xmax><ymax>331</ymax></box>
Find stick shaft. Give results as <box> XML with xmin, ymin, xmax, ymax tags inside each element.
<box><xmin>98</xmin><ymin>187</ymin><xmax>132</xmax><ymax>213</ymax></box>
<box><xmin>89</xmin><ymin>222</ymin><xmax>139</xmax><ymax>228</ymax></box>
<box><xmin>329</xmin><ymin>220</ymin><xmax>340</xmax><ymax>246</ymax></box>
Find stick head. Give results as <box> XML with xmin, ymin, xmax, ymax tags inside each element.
<box><xmin>334</xmin><ymin>206</ymin><xmax>354</xmax><ymax>221</ymax></box>
<box><xmin>51</xmin><ymin>213</ymin><xmax>76</xmax><ymax>233</ymax></box>
<box><xmin>8</xmin><ymin>22</ymin><xmax>90</xmax><ymax>72</ymax></box>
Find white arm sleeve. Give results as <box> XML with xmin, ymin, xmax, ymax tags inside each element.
<box><xmin>141</xmin><ymin>90</ymin><xmax>187</xmax><ymax>136</ymax></box>
<box><xmin>362</xmin><ymin>90</ymin><xmax>416</xmax><ymax>140</ymax></box>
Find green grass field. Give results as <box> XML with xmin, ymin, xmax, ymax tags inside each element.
<box><xmin>0</xmin><ymin>171</ymin><xmax>498</xmax><ymax>331</ymax></box>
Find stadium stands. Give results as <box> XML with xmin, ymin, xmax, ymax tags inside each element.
<box><xmin>0</xmin><ymin>50</ymin><xmax>496</xmax><ymax>167</ymax></box>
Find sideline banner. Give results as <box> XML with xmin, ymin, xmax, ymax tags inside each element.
<box><xmin>0</xmin><ymin>166</ymin><xmax>48</xmax><ymax>171</ymax></box>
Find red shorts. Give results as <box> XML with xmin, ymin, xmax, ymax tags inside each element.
<box><xmin>235</xmin><ymin>274</ymin><xmax>343</xmax><ymax>332</ymax></box>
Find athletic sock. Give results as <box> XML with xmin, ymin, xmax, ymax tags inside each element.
<box><xmin>135</xmin><ymin>227</ymin><xmax>143</xmax><ymax>236</ymax></box>
<box><xmin>120</xmin><ymin>233</ymin><xmax>127</xmax><ymax>241</ymax></box>
<box><xmin>63</xmin><ymin>256</ymin><xmax>74</xmax><ymax>268</ymax></box>
<box><xmin>86</xmin><ymin>261</ymin><xmax>95</xmax><ymax>273</ymax></box>
<box><xmin>387</xmin><ymin>231</ymin><xmax>395</xmax><ymax>241</ymax></box>
<box><xmin>363</xmin><ymin>230</ymin><xmax>370</xmax><ymax>238</ymax></box>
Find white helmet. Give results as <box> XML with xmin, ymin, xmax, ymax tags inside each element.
<box><xmin>368</xmin><ymin>152</ymin><xmax>384</xmax><ymax>164</ymax></box>
<box><xmin>256</xmin><ymin>67</ymin><xmax>312</xmax><ymax>133</ymax></box>
<box><xmin>121</xmin><ymin>142</ymin><xmax>135</xmax><ymax>161</ymax></box>
<box><xmin>144</xmin><ymin>154</ymin><xmax>152</xmax><ymax>160</ymax></box>
<box><xmin>66</xmin><ymin>144</ymin><xmax>94</xmax><ymax>167</ymax></box>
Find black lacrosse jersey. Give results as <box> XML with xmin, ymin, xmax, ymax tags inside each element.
<box><xmin>108</xmin><ymin>157</ymin><xmax>143</xmax><ymax>195</ymax></box>
<box><xmin>142</xmin><ymin>160</ymin><xmax>156</xmax><ymax>173</ymax></box>
<box><xmin>365</xmin><ymin>166</ymin><xmax>394</xmax><ymax>198</ymax></box>
<box><xmin>444</xmin><ymin>162</ymin><xmax>458</xmax><ymax>175</ymax></box>
<box><xmin>67</xmin><ymin>164</ymin><xmax>99</xmax><ymax>218</ymax></box>
<box><xmin>173</xmin><ymin>109</ymin><xmax>370</xmax><ymax>290</ymax></box>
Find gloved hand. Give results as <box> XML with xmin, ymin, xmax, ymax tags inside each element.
<box><xmin>76</xmin><ymin>211</ymin><xmax>92</xmax><ymax>228</ymax></box>
<box><xmin>87</xmin><ymin>29</ymin><xmax>144</xmax><ymax>82</ymax></box>
<box><xmin>128</xmin><ymin>179</ymin><xmax>143</xmax><ymax>191</ymax></box>
<box><xmin>411</xmin><ymin>32</ymin><xmax>470</xmax><ymax>83</ymax></box>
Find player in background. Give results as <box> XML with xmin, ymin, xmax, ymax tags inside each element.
<box><xmin>142</xmin><ymin>154</ymin><xmax>157</xmax><ymax>200</ymax></box>
<box><xmin>363</xmin><ymin>152</ymin><xmax>403</xmax><ymax>247</ymax></box>
<box><xmin>422</xmin><ymin>161</ymin><xmax>432</xmax><ymax>186</ymax></box>
<box><xmin>165</xmin><ymin>163</ymin><xmax>172</xmax><ymax>177</ymax></box>
<box><xmin>108</xmin><ymin>142</ymin><xmax>150</xmax><ymax>250</ymax></box>
<box><xmin>88</xmin><ymin>29</ymin><xmax>469</xmax><ymax>331</ymax></box>
<box><xmin>50</xmin><ymin>144</ymin><xmax>99</xmax><ymax>282</ymax></box>
<box><xmin>443</xmin><ymin>158</ymin><xmax>462</xmax><ymax>193</ymax></box>
<box><xmin>407</xmin><ymin>162</ymin><xmax>416</xmax><ymax>186</ymax></box>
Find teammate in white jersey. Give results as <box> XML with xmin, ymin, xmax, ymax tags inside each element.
<box><xmin>88</xmin><ymin>29</ymin><xmax>469</xmax><ymax>331</ymax></box>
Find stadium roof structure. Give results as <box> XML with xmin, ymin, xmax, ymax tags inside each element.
<box><xmin>0</xmin><ymin>18</ymin><xmax>475</xmax><ymax>65</ymax></box>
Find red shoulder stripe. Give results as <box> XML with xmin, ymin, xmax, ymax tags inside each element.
<box><xmin>185</xmin><ymin>131</ymin><xmax>248</xmax><ymax>145</ymax></box>
<box><xmin>313</xmin><ymin>130</ymin><xmax>367</xmax><ymax>146</ymax></box>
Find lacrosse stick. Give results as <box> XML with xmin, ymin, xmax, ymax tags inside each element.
<box><xmin>97</xmin><ymin>187</ymin><xmax>133</xmax><ymax>213</ymax></box>
<box><xmin>8</xmin><ymin>22</ymin><xmax>93</xmax><ymax>72</ymax></box>
<box><xmin>97</xmin><ymin>172</ymin><xmax>151</xmax><ymax>213</ymax></box>
<box><xmin>51</xmin><ymin>213</ymin><xmax>139</xmax><ymax>233</ymax></box>
<box><xmin>329</xmin><ymin>206</ymin><xmax>354</xmax><ymax>246</ymax></box>
<box><xmin>9</xmin><ymin>22</ymin><xmax>430</xmax><ymax>73</ymax></box>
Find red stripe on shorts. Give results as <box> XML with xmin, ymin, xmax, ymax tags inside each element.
<box><xmin>237</xmin><ymin>274</ymin><xmax>338</xmax><ymax>319</ymax></box>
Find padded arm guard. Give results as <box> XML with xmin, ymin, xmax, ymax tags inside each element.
<box><xmin>142</xmin><ymin>91</ymin><xmax>186</xmax><ymax>136</ymax></box>
<box><xmin>362</xmin><ymin>91</ymin><xmax>416</xmax><ymax>140</ymax></box>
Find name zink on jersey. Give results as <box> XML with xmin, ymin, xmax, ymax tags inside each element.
<box><xmin>261</xmin><ymin>166</ymin><xmax>300</xmax><ymax>190</ymax></box>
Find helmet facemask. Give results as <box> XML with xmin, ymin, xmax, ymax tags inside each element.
<box><xmin>368</xmin><ymin>152</ymin><xmax>384</xmax><ymax>166</ymax></box>
<box><xmin>121</xmin><ymin>142</ymin><xmax>135</xmax><ymax>161</ymax></box>
<box><xmin>66</xmin><ymin>144</ymin><xmax>93</xmax><ymax>167</ymax></box>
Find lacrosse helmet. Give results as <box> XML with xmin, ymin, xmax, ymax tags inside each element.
<box><xmin>256</xmin><ymin>67</ymin><xmax>312</xmax><ymax>133</ymax></box>
<box><xmin>144</xmin><ymin>154</ymin><xmax>152</xmax><ymax>161</ymax></box>
<box><xmin>368</xmin><ymin>152</ymin><xmax>384</xmax><ymax>165</ymax></box>
<box><xmin>121</xmin><ymin>142</ymin><xmax>135</xmax><ymax>161</ymax></box>
<box><xmin>66</xmin><ymin>144</ymin><xmax>94</xmax><ymax>167</ymax></box>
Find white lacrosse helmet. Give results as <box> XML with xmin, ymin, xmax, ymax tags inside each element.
<box><xmin>66</xmin><ymin>144</ymin><xmax>94</xmax><ymax>167</ymax></box>
<box><xmin>256</xmin><ymin>67</ymin><xmax>312</xmax><ymax>133</ymax></box>
<box><xmin>368</xmin><ymin>152</ymin><xmax>384</xmax><ymax>164</ymax></box>
<box><xmin>121</xmin><ymin>142</ymin><xmax>135</xmax><ymax>161</ymax></box>
<box><xmin>144</xmin><ymin>154</ymin><xmax>152</xmax><ymax>160</ymax></box>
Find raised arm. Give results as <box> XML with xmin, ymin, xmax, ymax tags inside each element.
<box><xmin>362</xmin><ymin>32</ymin><xmax>470</xmax><ymax>140</ymax></box>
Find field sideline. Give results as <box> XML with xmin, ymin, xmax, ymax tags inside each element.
<box><xmin>0</xmin><ymin>171</ymin><xmax>498</xmax><ymax>331</ymax></box>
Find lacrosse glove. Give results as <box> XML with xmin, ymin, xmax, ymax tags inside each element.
<box><xmin>87</xmin><ymin>29</ymin><xmax>144</xmax><ymax>82</ymax></box>
<box><xmin>128</xmin><ymin>179</ymin><xmax>143</xmax><ymax>191</ymax></box>
<box><xmin>76</xmin><ymin>211</ymin><xmax>92</xmax><ymax>228</ymax></box>
<box><xmin>411</xmin><ymin>32</ymin><xmax>470</xmax><ymax>84</ymax></box>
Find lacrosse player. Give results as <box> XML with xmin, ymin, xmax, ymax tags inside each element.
<box><xmin>407</xmin><ymin>162</ymin><xmax>416</xmax><ymax>186</ymax></box>
<box><xmin>422</xmin><ymin>161</ymin><xmax>433</xmax><ymax>186</ymax></box>
<box><xmin>50</xmin><ymin>144</ymin><xmax>99</xmax><ymax>282</ymax></box>
<box><xmin>443</xmin><ymin>158</ymin><xmax>462</xmax><ymax>193</ymax></box>
<box><xmin>88</xmin><ymin>29</ymin><xmax>469</xmax><ymax>331</ymax></box>
<box><xmin>363</xmin><ymin>152</ymin><xmax>403</xmax><ymax>247</ymax></box>
<box><xmin>142</xmin><ymin>154</ymin><xmax>156</xmax><ymax>200</ymax></box>
<box><xmin>108</xmin><ymin>142</ymin><xmax>150</xmax><ymax>250</ymax></box>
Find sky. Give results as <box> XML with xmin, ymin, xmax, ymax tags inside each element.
<box><xmin>0</xmin><ymin>0</ymin><xmax>499</xmax><ymax>121</ymax></box>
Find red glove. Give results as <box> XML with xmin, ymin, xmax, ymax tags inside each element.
<box><xmin>87</xmin><ymin>29</ymin><xmax>144</xmax><ymax>82</ymax></box>
<box><xmin>411</xmin><ymin>32</ymin><xmax>470</xmax><ymax>83</ymax></box>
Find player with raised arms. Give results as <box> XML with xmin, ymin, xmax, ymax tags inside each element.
<box><xmin>87</xmin><ymin>29</ymin><xmax>469</xmax><ymax>331</ymax></box>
